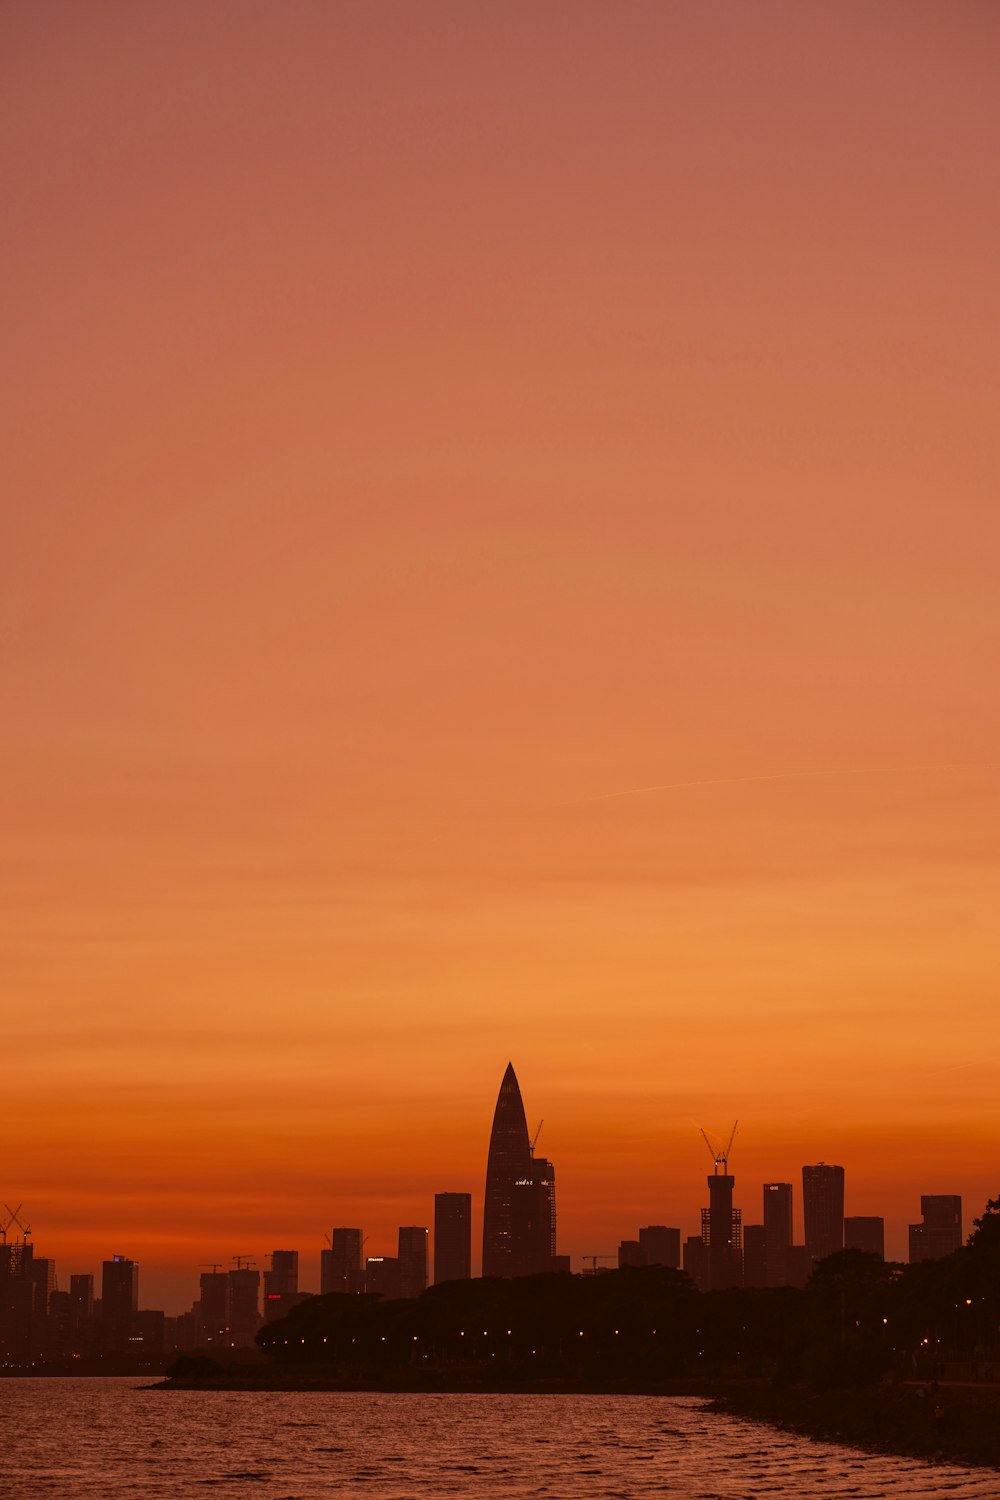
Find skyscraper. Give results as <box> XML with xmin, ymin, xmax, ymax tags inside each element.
<box><xmin>197</xmin><ymin>1270</ymin><xmax>229</xmax><ymax>1346</ymax></box>
<box><xmin>638</xmin><ymin>1226</ymin><xmax>680</xmax><ymax>1269</ymax></box>
<box><xmin>844</xmin><ymin>1216</ymin><xmax>885</xmax><ymax>1258</ymax></box>
<box><xmin>481</xmin><ymin>1062</ymin><xmax>560</xmax><ymax>1277</ymax></box>
<box><xmin>909</xmin><ymin>1196</ymin><xmax>962</xmax><ymax>1262</ymax></box>
<box><xmin>802</xmin><ymin>1163</ymin><xmax>844</xmax><ymax>1265</ymax></box>
<box><xmin>398</xmin><ymin>1226</ymin><xmax>428</xmax><ymax>1298</ymax></box>
<box><xmin>701</xmin><ymin>1171</ymin><xmax>742</xmax><ymax>1289</ymax></box>
<box><xmin>742</xmin><ymin>1224</ymin><xmax>767</xmax><ymax>1287</ymax></box>
<box><xmin>763</xmin><ymin>1182</ymin><xmax>793</xmax><ymax>1286</ymax></box>
<box><xmin>365</xmin><ymin>1255</ymin><xmax>401</xmax><ymax>1299</ymax></box>
<box><xmin>434</xmin><ymin>1193</ymin><xmax>472</xmax><ymax>1284</ymax></box>
<box><xmin>100</xmin><ymin>1255</ymin><xmax>138</xmax><ymax>1353</ymax></box>
<box><xmin>263</xmin><ymin>1250</ymin><xmax>302</xmax><ymax>1322</ymax></box>
<box><xmin>227</xmin><ymin>1266</ymin><xmax>261</xmax><ymax>1347</ymax></box>
<box><xmin>320</xmin><ymin>1228</ymin><xmax>364</xmax><ymax>1295</ymax></box>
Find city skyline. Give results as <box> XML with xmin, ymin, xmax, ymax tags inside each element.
<box><xmin>3</xmin><ymin>1060</ymin><xmax>982</xmax><ymax>1315</ymax></box>
<box><xmin>4</xmin><ymin>2</ymin><xmax>999</xmax><ymax>1328</ymax></box>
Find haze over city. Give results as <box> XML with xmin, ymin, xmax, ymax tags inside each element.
<box><xmin>4</xmin><ymin>1</ymin><xmax>999</xmax><ymax>1321</ymax></box>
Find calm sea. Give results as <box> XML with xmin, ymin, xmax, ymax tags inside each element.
<box><xmin>1</xmin><ymin>1378</ymin><xmax>996</xmax><ymax>1498</ymax></box>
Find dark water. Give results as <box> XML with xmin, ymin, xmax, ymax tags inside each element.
<box><xmin>1</xmin><ymin>1379</ymin><xmax>996</xmax><ymax>1498</ymax></box>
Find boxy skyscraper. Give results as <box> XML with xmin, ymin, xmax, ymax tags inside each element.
<box><xmin>802</xmin><ymin>1163</ymin><xmax>844</xmax><ymax>1265</ymax></box>
<box><xmin>434</xmin><ymin>1193</ymin><xmax>472</xmax><ymax>1284</ymax></box>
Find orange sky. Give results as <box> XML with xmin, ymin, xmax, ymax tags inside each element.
<box><xmin>3</xmin><ymin>2</ymin><xmax>999</xmax><ymax>1312</ymax></box>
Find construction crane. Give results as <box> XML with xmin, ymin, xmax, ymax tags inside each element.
<box><xmin>1</xmin><ymin>1204</ymin><xmax>31</xmax><ymax>1243</ymax></box>
<box><xmin>700</xmin><ymin>1121</ymin><xmax>738</xmax><ymax>1175</ymax></box>
<box><xmin>581</xmin><ymin>1253</ymin><xmax>616</xmax><ymax>1273</ymax></box>
<box><xmin>231</xmin><ymin>1255</ymin><xmax>257</xmax><ymax>1271</ymax></box>
<box><xmin>529</xmin><ymin>1120</ymin><xmax>544</xmax><ymax>1157</ymax></box>
<box><xmin>323</xmin><ymin>1233</ymin><xmax>368</xmax><ymax>1252</ymax></box>
<box><xmin>200</xmin><ymin>1264</ymin><xmax>224</xmax><ymax>1275</ymax></box>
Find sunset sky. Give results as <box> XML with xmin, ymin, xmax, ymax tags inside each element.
<box><xmin>3</xmin><ymin>2</ymin><xmax>999</xmax><ymax>1312</ymax></box>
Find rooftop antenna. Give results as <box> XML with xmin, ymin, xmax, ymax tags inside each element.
<box><xmin>700</xmin><ymin>1121</ymin><xmax>738</xmax><ymax>1175</ymax></box>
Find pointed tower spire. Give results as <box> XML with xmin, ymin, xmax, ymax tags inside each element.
<box><xmin>482</xmin><ymin>1062</ymin><xmax>532</xmax><ymax>1277</ymax></box>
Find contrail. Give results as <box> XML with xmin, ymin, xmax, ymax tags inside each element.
<box><xmin>604</xmin><ymin>764</ymin><xmax>994</xmax><ymax>800</ymax></box>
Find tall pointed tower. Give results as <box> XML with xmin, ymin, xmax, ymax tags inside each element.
<box><xmin>482</xmin><ymin>1062</ymin><xmax>532</xmax><ymax>1277</ymax></box>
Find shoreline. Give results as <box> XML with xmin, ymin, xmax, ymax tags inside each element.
<box><xmin>150</xmin><ymin>1364</ymin><xmax>1000</xmax><ymax>1470</ymax></box>
<box><xmin>710</xmin><ymin>1380</ymin><xmax>1000</xmax><ymax>1472</ymax></box>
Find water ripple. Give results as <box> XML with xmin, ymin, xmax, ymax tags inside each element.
<box><xmin>0</xmin><ymin>1379</ymin><xmax>997</xmax><ymax>1498</ymax></box>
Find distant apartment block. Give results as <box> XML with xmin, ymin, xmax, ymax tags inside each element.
<box><xmin>844</xmin><ymin>1216</ymin><xmax>885</xmax><ymax>1258</ymax></box>
<box><xmin>909</xmin><ymin>1196</ymin><xmax>962</xmax><ymax>1262</ymax></box>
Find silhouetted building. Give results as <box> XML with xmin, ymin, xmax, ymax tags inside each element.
<box><xmin>264</xmin><ymin>1250</ymin><xmax>309</xmax><ymax>1322</ymax></box>
<box><xmin>483</xmin><ymin>1063</ymin><xmax>558</xmax><ymax>1277</ymax></box>
<box><xmin>227</xmin><ymin>1267</ymin><xmax>261</xmax><ymax>1346</ymax></box>
<box><xmin>321</xmin><ymin>1228</ymin><xmax>365</xmax><ymax>1295</ymax></box>
<box><xmin>742</xmin><ymin>1224</ymin><xmax>767</xmax><ymax>1287</ymax></box>
<box><xmin>69</xmin><ymin>1273</ymin><xmax>94</xmax><ymax>1346</ymax></box>
<box><xmin>909</xmin><ymin>1196</ymin><xmax>962</xmax><ymax>1262</ymax></box>
<box><xmin>434</xmin><ymin>1193</ymin><xmax>472</xmax><ymax>1284</ymax></box>
<box><xmin>638</xmin><ymin>1225</ymin><xmax>680</xmax><ymax>1269</ymax></box>
<box><xmin>365</xmin><ymin>1255</ymin><xmax>401</xmax><ymax>1300</ymax></box>
<box><xmin>785</xmin><ymin>1245</ymin><xmax>812</xmax><ymax>1288</ymax></box>
<box><xmin>47</xmin><ymin>1290</ymin><xmax>72</xmax><ymax>1358</ymax></box>
<box><xmin>844</xmin><ymin>1216</ymin><xmax>885</xmax><ymax>1258</ymax></box>
<box><xmin>398</xmin><ymin>1227</ymin><xmax>428</xmax><ymax>1299</ymax></box>
<box><xmin>618</xmin><ymin>1239</ymin><xmax>645</xmax><ymax>1268</ymax></box>
<box><xmin>702</xmin><ymin>1172</ymin><xmax>742</xmax><ymax>1290</ymax></box>
<box><xmin>510</xmin><ymin>1159</ymin><xmax>558</xmax><ymax>1277</ymax></box>
<box><xmin>0</xmin><ymin>1241</ymin><xmax>36</xmax><ymax>1365</ymax></box>
<box><xmin>101</xmin><ymin>1256</ymin><xmax>138</xmax><ymax>1353</ymax></box>
<box><xmin>264</xmin><ymin>1250</ymin><xmax>298</xmax><ymax>1296</ymax></box>
<box><xmin>197</xmin><ymin>1270</ymin><xmax>229</xmax><ymax>1346</ymax></box>
<box><xmin>763</xmin><ymin>1183</ymin><xmax>793</xmax><ymax>1286</ymax></box>
<box><xmin>131</xmin><ymin>1309</ymin><xmax>165</xmax><ymax>1356</ymax></box>
<box><xmin>802</xmin><ymin>1164</ymin><xmax>844</xmax><ymax>1264</ymax></box>
<box><xmin>682</xmin><ymin>1234</ymin><xmax>708</xmax><ymax>1291</ymax></box>
<box><xmin>30</xmin><ymin>1258</ymin><xmax>57</xmax><ymax>1318</ymax></box>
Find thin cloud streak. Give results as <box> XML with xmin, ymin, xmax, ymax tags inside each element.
<box><xmin>604</xmin><ymin>766</ymin><xmax>995</xmax><ymax>801</ymax></box>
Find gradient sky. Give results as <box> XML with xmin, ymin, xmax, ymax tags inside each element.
<box><xmin>3</xmin><ymin>1</ymin><xmax>999</xmax><ymax>1312</ymax></box>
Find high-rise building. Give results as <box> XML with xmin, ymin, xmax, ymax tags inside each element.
<box><xmin>483</xmin><ymin>1062</ymin><xmax>557</xmax><ymax>1277</ymax></box>
<box><xmin>844</xmin><ymin>1216</ymin><xmax>885</xmax><ymax>1258</ymax></box>
<box><xmin>264</xmin><ymin>1250</ymin><xmax>298</xmax><ymax>1297</ymax></box>
<box><xmin>0</xmin><ymin>1235</ymin><xmax>36</xmax><ymax>1364</ymax></box>
<box><xmin>701</xmin><ymin>1172</ymin><xmax>742</xmax><ymax>1290</ymax></box>
<box><xmin>320</xmin><ymin>1229</ymin><xmax>364</xmax><ymax>1295</ymax></box>
<box><xmin>785</xmin><ymin>1244</ymin><xmax>813</xmax><ymax>1288</ymax></box>
<box><xmin>510</xmin><ymin>1155</ymin><xmax>558</xmax><ymax>1277</ymax></box>
<box><xmin>638</xmin><ymin>1226</ymin><xmax>680</xmax><ymax>1269</ymax></box>
<box><xmin>101</xmin><ymin>1256</ymin><xmax>138</xmax><ymax>1353</ymax></box>
<box><xmin>365</xmin><ymin>1256</ymin><xmax>401</xmax><ymax>1300</ymax></box>
<box><xmin>434</xmin><ymin>1193</ymin><xmax>472</xmax><ymax>1284</ymax></box>
<box><xmin>763</xmin><ymin>1183</ymin><xmax>793</xmax><ymax>1286</ymax></box>
<box><xmin>197</xmin><ymin>1270</ymin><xmax>229</xmax><ymax>1346</ymax></box>
<box><xmin>742</xmin><ymin>1224</ymin><xmax>767</xmax><ymax>1288</ymax></box>
<box><xmin>30</xmin><ymin>1258</ymin><xmax>57</xmax><ymax>1333</ymax></box>
<box><xmin>909</xmin><ymin>1196</ymin><xmax>962</xmax><ymax>1262</ymax></box>
<box><xmin>264</xmin><ymin>1250</ymin><xmax>306</xmax><ymax>1322</ymax></box>
<box><xmin>227</xmin><ymin>1267</ymin><xmax>261</xmax><ymax>1347</ymax></box>
<box><xmin>618</xmin><ymin>1239</ymin><xmax>645</xmax><ymax>1268</ymax></box>
<box><xmin>802</xmin><ymin>1164</ymin><xmax>844</xmax><ymax>1265</ymax></box>
<box><xmin>69</xmin><ymin>1273</ymin><xmax>94</xmax><ymax>1343</ymax></box>
<box><xmin>398</xmin><ymin>1227</ymin><xmax>428</xmax><ymax>1299</ymax></box>
<box><xmin>682</xmin><ymin>1234</ymin><xmax>708</xmax><ymax>1291</ymax></box>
